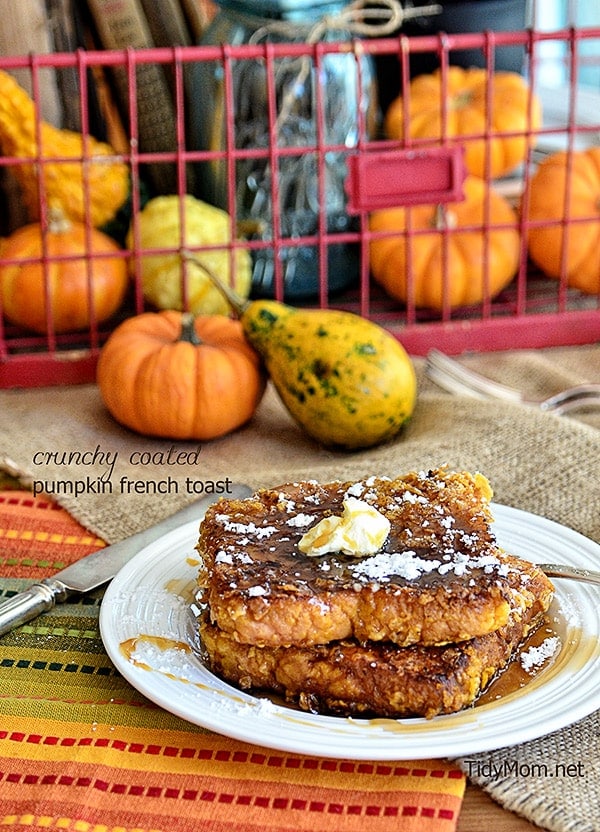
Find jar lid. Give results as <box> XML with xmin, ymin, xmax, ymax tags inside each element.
<box><xmin>213</xmin><ymin>0</ymin><xmax>349</xmax><ymax>19</ymax></box>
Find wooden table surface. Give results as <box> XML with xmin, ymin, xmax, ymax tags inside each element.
<box><xmin>458</xmin><ymin>783</ymin><xmax>541</xmax><ymax>831</ymax></box>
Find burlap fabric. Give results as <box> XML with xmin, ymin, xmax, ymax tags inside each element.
<box><xmin>1</xmin><ymin>343</ymin><xmax>599</xmax><ymax>831</ymax></box>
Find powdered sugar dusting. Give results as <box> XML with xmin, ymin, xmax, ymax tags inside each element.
<box><xmin>286</xmin><ymin>513</ymin><xmax>316</xmax><ymax>528</ymax></box>
<box><xmin>349</xmin><ymin>548</ymin><xmax>511</xmax><ymax>583</ymax></box>
<box><xmin>215</xmin><ymin>514</ymin><xmax>278</xmax><ymax>540</ymax></box>
<box><xmin>207</xmin><ymin>470</ymin><xmax>517</xmax><ymax>592</ymax></box>
<box><xmin>350</xmin><ymin>551</ymin><xmax>442</xmax><ymax>581</ymax></box>
<box><xmin>520</xmin><ymin>637</ymin><xmax>561</xmax><ymax>673</ymax></box>
<box><xmin>345</xmin><ymin>482</ymin><xmax>365</xmax><ymax>498</ymax></box>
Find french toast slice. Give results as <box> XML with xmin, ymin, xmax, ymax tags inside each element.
<box><xmin>199</xmin><ymin>570</ymin><xmax>553</xmax><ymax>719</ymax></box>
<box><xmin>196</xmin><ymin>468</ymin><xmax>550</xmax><ymax>649</ymax></box>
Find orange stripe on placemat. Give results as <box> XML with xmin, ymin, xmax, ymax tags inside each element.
<box><xmin>0</xmin><ymin>490</ymin><xmax>105</xmax><ymax>579</ymax></box>
<box><xmin>1</xmin><ymin>721</ymin><xmax>465</xmax><ymax>831</ymax></box>
<box><xmin>1</xmin><ymin>717</ymin><xmax>465</xmax><ymax>798</ymax></box>
<box><xmin>0</xmin><ymin>767</ymin><xmax>463</xmax><ymax>832</ymax></box>
<box><xmin>0</xmin><ymin>492</ymin><xmax>62</xmax><ymax>511</ymax></box>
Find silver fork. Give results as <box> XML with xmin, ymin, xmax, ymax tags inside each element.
<box><xmin>537</xmin><ymin>563</ymin><xmax>600</xmax><ymax>586</ymax></box>
<box><xmin>425</xmin><ymin>349</ymin><xmax>600</xmax><ymax>415</ymax></box>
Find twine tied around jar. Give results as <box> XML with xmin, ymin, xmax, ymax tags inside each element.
<box><xmin>249</xmin><ymin>0</ymin><xmax>442</xmax><ymax>44</ymax></box>
<box><xmin>248</xmin><ymin>0</ymin><xmax>442</xmax><ymax>132</ymax></box>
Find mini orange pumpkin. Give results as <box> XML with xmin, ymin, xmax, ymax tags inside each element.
<box><xmin>526</xmin><ymin>147</ymin><xmax>600</xmax><ymax>293</ymax></box>
<box><xmin>0</xmin><ymin>210</ymin><xmax>127</xmax><ymax>333</ymax></box>
<box><xmin>97</xmin><ymin>310</ymin><xmax>266</xmax><ymax>440</ymax></box>
<box><xmin>369</xmin><ymin>176</ymin><xmax>520</xmax><ymax>310</ymax></box>
<box><xmin>385</xmin><ymin>67</ymin><xmax>542</xmax><ymax>180</ymax></box>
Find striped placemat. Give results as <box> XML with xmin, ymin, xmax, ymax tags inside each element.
<box><xmin>0</xmin><ymin>490</ymin><xmax>466</xmax><ymax>832</ymax></box>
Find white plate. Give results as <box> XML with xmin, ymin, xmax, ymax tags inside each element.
<box><xmin>99</xmin><ymin>504</ymin><xmax>600</xmax><ymax>760</ymax></box>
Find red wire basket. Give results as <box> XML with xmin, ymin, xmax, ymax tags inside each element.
<box><xmin>0</xmin><ymin>24</ymin><xmax>599</xmax><ymax>388</ymax></box>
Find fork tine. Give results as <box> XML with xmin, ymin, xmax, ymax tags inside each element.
<box><xmin>425</xmin><ymin>350</ymin><xmax>523</xmax><ymax>402</ymax></box>
<box><xmin>425</xmin><ymin>350</ymin><xmax>600</xmax><ymax>416</ymax></box>
<box><xmin>424</xmin><ymin>364</ymin><xmax>489</xmax><ymax>400</ymax></box>
<box><xmin>542</xmin><ymin>393</ymin><xmax>600</xmax><ymax>415</ymax></box>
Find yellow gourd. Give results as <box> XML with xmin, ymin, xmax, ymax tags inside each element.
<box><xmin>183</xmin><ymin>253</ymin><xmax>416</xmax><ymax>449</ymax></box>
<box><xmin>0</xmin><ymin>69</ymin><xmax>128</xmax><ymax>228</ymax></box>
<box><xmin>127</xmin><ymin>195</ymin><xmax>252</xmax><ymax>316</ymax></box>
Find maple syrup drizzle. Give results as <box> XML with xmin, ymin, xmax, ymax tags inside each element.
<box><xmin>476</xmin><ymin>613</ymin><xmax>561</xmax><ymax>706</ymax></box>
<box><xmin>119</xmin><ymin>635</ymin><xmax>252</xmax><ymax>705</ymax></box>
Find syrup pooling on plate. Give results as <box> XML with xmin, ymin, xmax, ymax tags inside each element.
<box><xmin>476</xmin><ymin>612</ymin><xmax>562</xmax><ymax>706</ymax></box>
<box><xmin>120</xmin><ymin>633</ymin><xmax>282</xmax><ymax>718</ymax></box>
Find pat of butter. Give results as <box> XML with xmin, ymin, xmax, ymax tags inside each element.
<box><xmin>298</xmin><ymin>497</ymin><xmax>390</xmax><ymax>557</ymax></box>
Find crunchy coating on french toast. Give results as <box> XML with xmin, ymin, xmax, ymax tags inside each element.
<box><xmin>196</xmin><ymin>468</ymin><xmax>548</xmax><ymax>649</ymax></box>
<box><xmin>199</xmin><ymin>573</ymin><xmax>551</xmax><ymax>719</ymax></box>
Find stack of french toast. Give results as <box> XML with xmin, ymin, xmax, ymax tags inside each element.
<box><xmin>195</xmin><ymin>467</ymin><xmax>554</xmax><ymax>719</ymax></box>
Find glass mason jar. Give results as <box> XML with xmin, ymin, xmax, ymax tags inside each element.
<box><xmin>188</xmin><ymin>0</ymin><xmax>378</xmax><ymax>299</ymax></box>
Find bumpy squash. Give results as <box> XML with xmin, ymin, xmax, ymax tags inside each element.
<box><xmin>0</xmin><ymin>69</ymin><xmax>129</xmax><ymax>228</ymax></box>
<box><xmin>97</xmin><ymin>311</ymin><xmax>266</xmax><ymax>440</ymax></box>
<box><xmin>526</xmin><ymin>147</ymin><xmax>600</xmax><ymax>293</ymax></box>
<box><xmin>0</xmin><ymin>210</ymin><xmax>127</xmax><ymax>334</ymax></box>
<box><xmin>127</xmin><ymin>195</ymin><xmax>252</xmax><ymax>316</ymax></box>
<box><xmin>385</xmin><ymin>67</ymin><xmax>542</xmax><ymax>179</ymax></box>
<box><xmin>182</xmin><ymin>254</ymin><xmax>416</xmax><ymax>450</ymax></box>
<box><xmin>369</xmin><ymin>176</ymin><xmax>520</xmax><ymax>310</ymax></box>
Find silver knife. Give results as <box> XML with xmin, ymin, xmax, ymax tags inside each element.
<box><xmin>0</xmin><ymin>483</ymin><xmax>251</xmax><ymax>637</ymax></box>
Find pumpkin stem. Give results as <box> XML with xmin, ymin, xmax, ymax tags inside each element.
<box><xmin>451</xmin><ymin>90</ymin><xmax>474</xmax><ymax>111</ymax></box>
<box><xmin>181</xmin><ymin>248</ymin><xmax>250</xmax><ymax>318</ymax></box>
<box><xmin>180</xmin><ymin>312</ymin><xmax>203</xmax><ymax>345</ymax></box>
<box><xmin>46</xmin><ymin>205</ymin><xmax>72</xmax><ymax>234</ymax></box>
<box><xmin>431</xmin><ymin>205</ymin><xmax>458</xmax><ymax>231</ymax></box>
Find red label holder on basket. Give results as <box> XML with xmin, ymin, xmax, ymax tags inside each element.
<box><xmin>346</xmin><ymin>146</ymin><xmax>466</xmax><ymax>213</ymax></box>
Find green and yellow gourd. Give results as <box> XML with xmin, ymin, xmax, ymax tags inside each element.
<box><xmin>184</xmin><ymin>253</ymin><xmax>417</xmax><ymax>449</ymax></box>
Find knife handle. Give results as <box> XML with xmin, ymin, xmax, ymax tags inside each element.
<box><xmin>0</xmin><ymin>579</ymin><xmax>68</xmax><ymax>637</ymax></box>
